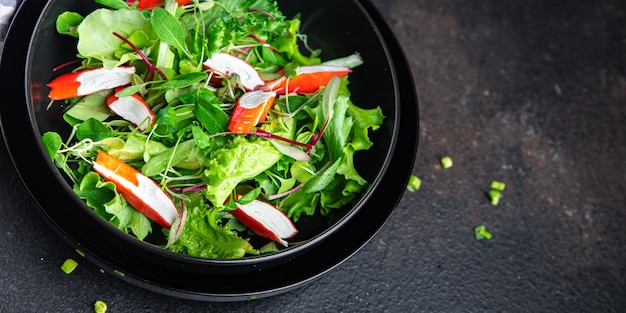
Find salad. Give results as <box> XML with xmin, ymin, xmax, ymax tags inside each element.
<box><xmin>42</xmin><ymin>0</ymin><xmax>384</xmax><ymax>259</ymax></box>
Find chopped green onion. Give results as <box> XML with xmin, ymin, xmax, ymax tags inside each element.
<box><xmin>113</xmin><ymin>269</ymin><xmax>125</xmax><ymax>277</ymax></box>
<box><xmin>94</xmin><ymin>300</ymin><xmax>108</xmax><ymax>313</ymax></box>
<box><xmin>75</xmin><ymin>249</ymin><xmax>85</xmax><ymax>257</ymax></box>
<box><xmin>488</xmin><ymin>189</ymin><xmax>502</xmax><ymax>206</ymax></box>
<box><xmin>60</xmin><ymin>258</ymin><xmax>78</xmax><ymax>274</ymax></box>
<box><xmin>407</xmin><ymin>175</ymin><xmax>422</xmax><ymax>191</ymax></box>
<box><xmin>474</xmin><ymin>225</ymin><xmax>492</xmax><ymax>240</ymax></box>
<box><xmin>490</xmin><ymin>180</ymin><xmax>506</xmax><ymax>191</ymax></box>
<box><xmin>440</xmin><ymin>156</ymin><xmax>453</xmax><ymax>169</ymax></box>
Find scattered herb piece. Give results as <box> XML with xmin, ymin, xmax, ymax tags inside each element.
<box><xmin>60</xmin><ymin>258</ymin><xmax>78</xmax><ymax>274</ymax></box>
<box><xmin>407</xmin><ymin>175</ymin><xmax>422</xmax><ymax>191</ymax></box>
<box><xmin>94</xmin><ymin>299</ymin><xmax>108</xmax><ymax>313</ymax></box>
<box><xmin>490</xmin><ymin>180</ymin><xmax>506</xmax><ymax>191</ymax></box>
<box><xmin>440</xmin><ymin>156</ymin><xmax>453</xmax><ymax>169</ymax></box>
<box><xmin>474</xmin><ymin>225</ymin><xmax>492</xmax><ymax>240</ymax></box>
<box><xmin>488</xmin><ymin>189</ymin><xmax>502</xmax><ymax>206</ymax></box>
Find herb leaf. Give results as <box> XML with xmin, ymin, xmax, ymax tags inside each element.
<box><xmin>151</xmin><ymin>8</ymin><xmax>190</xmax><ymax>57</ymax></box>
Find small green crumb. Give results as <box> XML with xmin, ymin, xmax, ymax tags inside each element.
<box><xmin>94</xmin><ymin>300</ymin><xmax>107</xmax><ymax>313</ymax></box>
<box><xmin>407</xmin><ymin>175</ymin><xmax>422</xmax><ymax>191</ymax></box>
<box><xmin>113</xmin><ymin>269</ymin><xmax>126</xmax><ymax>277</ymax></box>
<box><xmin>440</xmin><ymin>156</ymin><xmax>453</xmax><ymax>169</ymax></box>
<box><xmin>488</xmin><ymin>189</ymin><xmax>502</xmax><ymax>206</ymax></box>
<box><xmin>75</xmin><ymin>249</ymin><xmax>85</xmax><ymax>257</ymax></box>
<box><xmin>490</xmin><ymin>180</ymin><xmax>506</xmax><ymax>191</ymax></box>
<box><xmin>474</xmin><ymin>225</ymin><xmax>492</xmax><ymax>240</ymax></box>
<box><xmin>60</xmin><ymin>258</ymin><xmax>78</xmax><ymax>274</ymax></box>
<box><xmin>259</xmin><ymin>241</ymin><xmax>279</xmax><ymax>254</ymax></box>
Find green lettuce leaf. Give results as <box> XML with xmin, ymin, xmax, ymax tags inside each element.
<box><xmin>168</xmin><ymin>205</ymin><xmax>258</xmax><ymax>259</ymax></box>
<box><xmin>63</xmin><ymin>91</ymin><xmax>113</xmax><ymax>122</ymax></box>
<box><xmin>203</xmin><ymin>118</ymin><xmax>295</xmax><ymax>206</ymax></box>
<box><xmin>77</xmin><ymin>8</ymin><xmax>156</xmax><ymax>68</ymax></box>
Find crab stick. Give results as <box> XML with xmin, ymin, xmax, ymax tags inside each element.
<box><xmin>126</xmin><ymin>0</ymin><xmax>192</xmax><ymax>10</ymax></box>
<box><xmin>264</xmin><ymin>65</ymin><xmax>351</xmax><ymax>95</ymax></box>
<box><xmin>203</xmin><ymin>52</ymin><xmax>265</xmax><ymax>91</ymax></box>
<box><xmin>228</xmin><ymin>90</ymin><xmax>277</xmax><ymax>133</ymax></box>
<box><xmin>93</xmin><ymin>150</ymin><xmax>178</xmax><ymax>229</ymax></box>
<box><xmin>47</xmin><ymin>66</ymin><xmax>135</xmax><ymax>100</ymax></box>
<box><xmin>230</xmin><ymin>196</ymin><xmax>298</xmax><ymax>247</ymax></box>
<box><xmin>105</xmin><ymin>87</ymin><xmax>155</xmax><ymax>131</ymax></box>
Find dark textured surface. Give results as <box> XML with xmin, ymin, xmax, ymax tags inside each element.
<box><xmin>1</xmin><ymin>0</ymin><xmax>625</xmax><ymax>312</ymax></box>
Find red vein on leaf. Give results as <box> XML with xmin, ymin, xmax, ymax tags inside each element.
<box><xmin>112</xmin><ymin>31</ymin><xmax>167</xmax><ymax>81</ymax></box>
<box><xmin>248</xmin><ymin>34</ymin><xmax>282</xmax><ymax>55</ymax></box>
<box><xmin>247</xmin><ymin>9</ymin><xmax>275</xmax><ymax>20</ymax></box>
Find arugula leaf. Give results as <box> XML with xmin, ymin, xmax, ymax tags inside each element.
<box><xmin>195</xmin><ymin>97</ymin><xmax>229</xmax><ymax>134</ymax></box>
<box><xmin>152</xmin><ymin>72</ymin><xmax>208</xmax><ymax>90</ymax></box>
<box><xmin>151</xmin><ymin>8</ymin><xmax>190</xmax><ymax>58</ymax></box>
<box><xmin>142</xmin><ymin>139</ymin><xmax>197</xmax><ymax>177</ymax></box>
<box><xmin>237</xmin><ymin>187</ymin><xmax>262</xmax><ymax>205</ymax></box>
<box><xmin>95</xmin><ymin>0</ymin><xmax>130</xmax><ymax>10</ymax></box>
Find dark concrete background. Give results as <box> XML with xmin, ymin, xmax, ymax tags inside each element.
<box><xmin>1</xmin><ymin>0</ymin><xmax>625</xmax><ymax>312</ymax></box>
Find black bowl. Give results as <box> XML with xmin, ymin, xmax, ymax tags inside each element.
<box><xmin>0</xmin><ymin>0</ymin><xmax>418</xmax><ymax>301</ymax></box>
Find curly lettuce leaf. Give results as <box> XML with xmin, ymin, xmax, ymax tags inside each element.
<box><xmin>168</xmin><ymin>205</ymin><xmax>258</xmax><ymax>259</ymax></box>
<box><xmin>202</xmin><ymin>118</ymin><xmax>295</xmax><ymax>206</ymax></box>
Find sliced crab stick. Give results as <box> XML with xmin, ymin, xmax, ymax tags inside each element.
<box><xmin>126</xmin><ymin>0</ymin><xmax>192</xmax><ymax>10</ymax></box>
<box><xmin>93</xmin><ymin>150</ymin><xmax>178</xmax><ymax>229</ymax></box>
<box><xmin>203</xmin><ymin>52</ymin><xmax>265</xmax><ymax>91</ymax></box>
<box><xmin>47</xmin><ymin>66</ymin><xmax>135</xmax><ymax>100</ymax></box>
<box><xmin>105</xmin><ymin>87</ymin><xmax>155</xmax><ymax>131</ymax></box>
<box><xmin>230</xmin><ymin>196</ymin><xmax>298</xmax><ymax>247</ymax></box>
<box><xmin>264</xmin><ymin>65</ymin><xmax>352</xmax><ymax>95</ymax></box>
<box><xmin>228</xmin><ymin>90</ymin><xmax>276</xmax><ymax>133</ymax></box>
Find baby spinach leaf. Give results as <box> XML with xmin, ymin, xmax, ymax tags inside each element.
<box><xmin>42</xmin><ymin>132</ymin><xmax>63</xmax><ymax>160</ymax></box>
<box><xmin>76</xmin><ymin>118</ymin><xmax>114</xmax><ymax>141</ymax></box>
<box><xmin>55</xmin><ymin>11</ymin><xmax>84</xmax><ymax>38</ymax></box>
